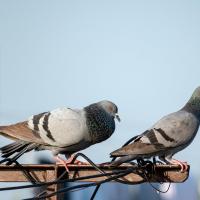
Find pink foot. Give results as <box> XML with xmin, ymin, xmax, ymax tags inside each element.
<box><xmin>171</xmin><ymin>159</ymin><xmax>188</xmax><ymax>172</ymax></box>
<box><xmin>54</xmin><ymin>155</ymin><xmax>89</xmax><ymax>172</ymax></box>
<box><xmin>55</xmin><ymin>156</ymin><xmax>73</xmax><ymax>172</ymax></box>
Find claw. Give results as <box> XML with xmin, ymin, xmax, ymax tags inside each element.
<box><xmin>55</xmin><ymin>155</ymin><xmax>73</xmax><ymax>172</ymax></box>
<box><xmin>170</xmin><ymin>159</ymin><xmax>188</xmax><ymax>172</ymax></box>
<box><xmin>54</xmin><ymin>155</ymin><xmax>90</xmax><ymax>172</ymax></box>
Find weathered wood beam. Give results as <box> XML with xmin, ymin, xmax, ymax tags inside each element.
<box><xmin>0</xmin><ymin>164</ymin><xmax>189</xmax><ymax>183</ymax></box>
<box><xmin>0</xmin><ymin>164</ymin><xmax>190</xmax><ymax>200</ymax></box>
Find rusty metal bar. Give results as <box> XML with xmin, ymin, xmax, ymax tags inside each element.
<box><xmin>0</xmin><ymin>164</ymin><xmax>190</xmax><ymax>200</ymax></box>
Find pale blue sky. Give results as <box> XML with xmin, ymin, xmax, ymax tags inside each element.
<box><xmin>0</xmin><ymin>1</ymin><xmax>200</xmax><ymax>198</ymax></box>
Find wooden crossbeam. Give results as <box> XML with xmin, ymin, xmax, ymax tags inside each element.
<box><xmin>0</xmin><ymin>164</ymin><xmax>190</xmax><ymax>200</ymax></box>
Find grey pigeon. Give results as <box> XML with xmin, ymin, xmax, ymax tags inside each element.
<box><xmin>111</xmin><ymin>87</ymin><xmax>200</xmax><ymax>172</ymax></box>
<box><xmin>0</xmin><ymin>100</ymin><xmax>120</xmax><ymax>169</ymax></box>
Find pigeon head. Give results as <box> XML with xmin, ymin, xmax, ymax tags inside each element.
<box><xmin>183</xmin><ymin>86</ymin><xmax>200</xmax><ymax>118</ymax></box>
<box><xmin>190</xmin><ymin>86</ymin><xmax>200</xmax><ymax>101</ymax></box>
<box><xmin>97</xmin><ymin>100</ymin><xmax>120</xmax><ymax>122</ymax></box>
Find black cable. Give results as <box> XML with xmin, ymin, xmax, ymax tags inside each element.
<box><xmin>110</xmin><ymin>136</ymin><xmax>172</xmax><ymax>195</ymax></box>
<box><xmin>90</xmin><ymin>184</ymin><xmax>101</xmax><ymax>200</ymax></box>
<box><xmin>23</xmin><ymin>152</ymin><xmax>139</xmax><ymax>200</ymax></box>
<box><xmin>92</xmin><ymin>135</ymin><xmax>139</xmax><ymax>200</ymax></box>
<box><xmin>91</xmin><ymin>135</ymin><xmax>138</xmax><ymax>200</ymax></box>
<box><xmin>0</xmin><ymin>158</ymin><xmax>38</xmax><ymax>184</ymax></box>
<box><xmin>24</xmin><ymin>168</ymin><xmax>135</xmax><ymax>200</ymax></box>
<box><xmin>72</xmin><ymin>153</ymin><xmax>136</xmax><ymax>200</ymax></box>
<box><xmin>0</xmin><ymin>168</ymin><xmax>129</xmax><ymax>191</ymax></box>
<box><xmin>71</xmin><ymin>153</ymin><xmax>105</xmax><ymax>174</ymax></box>
<box><xmin>0</xmin><ymin>153</ymin><xmax>117</xmax><ymax>195</ymax></box>
<box><xmin>35</xmin><ymin>152</ymin><xmax>108</xmax><ymax>198</ymax></box>
<box><xmin>137</xmin><ymin>159</ymin><xmax>171</xmax><ymax>194</ymax></box>
<box><xmin>35</xmin><ymin>152</ymin><xmax>124</xmax><ymax>198</ymax></box>
<box><xmin>0</xmin><ymin>152</ymin><xmax>172</xmax><ymax>198</ymax></box>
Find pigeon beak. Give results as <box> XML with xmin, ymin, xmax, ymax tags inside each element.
<box><xmin>115</xmin><ymin>113</ymin><xmax>121</xmax><ymax>122</ymax></box>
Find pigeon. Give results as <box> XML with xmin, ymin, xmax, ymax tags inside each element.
<box><xmin>0</xmin><ymin>100</ymin><xmax>120</xmax><ymax>171</ymax></box>
<box><xmin>110</xmin><ymin>87</ymin><xmax>200</xmax><ymax>172</ymax></box>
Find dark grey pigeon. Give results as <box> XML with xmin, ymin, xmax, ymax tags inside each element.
<box><xmin>0</xmin><ymin>100</ymin><xmax>120</xmax><ymax>170</ymax></box>
<box><xmin>111</xmin><ymin>87</ymin><xmax>200</xmax><ymax>172</ymax></box>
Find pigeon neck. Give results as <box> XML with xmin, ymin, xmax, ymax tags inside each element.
<box><xmin>84</xmin><ymin>104</ymin><xmax>115</xmax><ymax>144</ymax></box>
<box><xmin>182</xmin><ymin>100</ymin><xmax>200</xmax><ymax>120</ymax></box>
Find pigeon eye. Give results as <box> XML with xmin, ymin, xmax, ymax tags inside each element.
<box><xmin>108</xmin><ymin>105</ymin><xmax>114</xmax><ymax>113</ymax></box>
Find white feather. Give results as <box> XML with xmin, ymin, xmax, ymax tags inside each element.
<box><xmin>28</xmin><ymin>107</ymin><xmax>89</xmax><ymax>147</ymax></box>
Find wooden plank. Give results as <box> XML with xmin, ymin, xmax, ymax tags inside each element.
<box><xmin>0</xmin><ymin>164</ymin><xmax>189</xmax><ymax>200</ymax></box>
<box><xmin>0</xmin><ymin>165</ymin><xmax>55</xmax><ymax>182</ymax></box>
<box><xmin>0</xmin><ymin>164</ymin><xmax>189</xmax><ymax>183</ymax></box>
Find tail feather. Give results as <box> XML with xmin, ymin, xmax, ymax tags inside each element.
<box><xmin>10</xmin><ymin>143</ymin><xmax>38</xmax><ymax>162</ymax></box>
<box><xmin>110</xmin><ymin>155</ymin><xmax>137</xmax><ymax>166</ymax></box>
<box><xmin>0</xmin><ymin>141</ymin><xmax>39</xmax><ymax>161</ymax></box>
<box><xmin>0</xmin><ymin>141</ymin><xmax>26</xmax><ymax>154</ymax></box>
<box><xmin>0</xmin><ymin>142</ymin><xmax>29</xmax><ymax>158</ymax></box>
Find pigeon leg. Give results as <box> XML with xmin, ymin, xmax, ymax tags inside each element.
<box><xmin>55</xmin><ymin>155</ymin><xmax>90</xmax><ymax>172</ymax></box>
<box><xmin>158</xmin><ymin>156</ymin><xmax>170</xmax><ymax>164</ymax></box>
<box><xmin>64</xmin><ymin>154</ymin><xmax>90</xmax><ymax>165</ymax></box>
<box><xmin>54</xmin><ymin>155</ymin><xmax>74</xmax><ymax>172</ymax></box>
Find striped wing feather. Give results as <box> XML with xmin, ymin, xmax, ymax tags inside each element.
<box><xmin>111</xmin><ymin>141</ymin><xmax>164</xmax><ymax>157</ymax></box>
<box><xmin>0</xmin><ymin>122</ymin><xmax>46</xmax><ymax>144</ymax></box>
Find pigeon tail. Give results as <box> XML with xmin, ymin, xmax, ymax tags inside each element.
<box><xmin>0</xmin><ymin>141</ymin><xmax>38</xmax><ymax>161</ymax></box>
<box><xmin>110</xmin><ymin>155</ymin><xmax>137</xmax><ymax>167</ymax></box>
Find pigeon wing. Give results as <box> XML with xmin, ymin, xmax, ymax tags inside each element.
<box><xmin>27</xmin><ymin>107</ymin><xmax>88</xmax><ymax>147</ymax></box>
<box><xmin>111</xmin><ymin>110</ymin><xmax>199</xmax><ymax>157</ymax></box>
<box><xmin>0</xmin><ymin>107</ymin><xmax>88</xmax><ymax>148</ymax></box>
<box><xmin>0</xmin><ymin>121</ymin><xmax>46</xmax><ymax>144</ymax></box>
<box><xmin>111</xmin><ymin>130</ymin><xmax>165</xmax><ymax>157</ymax></box>
<box><xmin>152</xmin><ymin>110</ymin><xmax>199</xmax><ymax>148</ymax></box>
